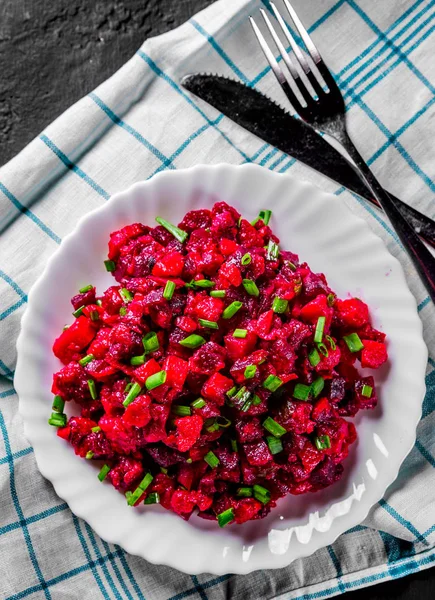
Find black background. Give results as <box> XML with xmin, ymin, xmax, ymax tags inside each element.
<box><xmin>0</xmin><ymin>0</ymin><xmax>433</xmax><ymax>597</ymax></box>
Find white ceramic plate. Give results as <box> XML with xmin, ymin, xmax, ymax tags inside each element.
<box><xmin>16</xmin><ymin>164</ymin><xmax>427</xmax><ymax>575</ymax></box>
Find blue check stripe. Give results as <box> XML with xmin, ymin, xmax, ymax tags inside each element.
<box><xmin>379</xmin><ymin>499</ymin><xmax>428</xmax><ymax>543</ymax></box>
<box><xmin>0</xmin><ymin>388</ymin><xmax>16</xmax><ymax>399</ymax></box>
<box><xmin>0</xmin><ymin>502</ymin><xmax>67</xmax><ymax>536</ymax></box>
<box><xmin>0</xmin><ymin>182</ymin><xmax>61</xmax><ymax>244</ymax></box>
<box><xmin>190</xmin><ymin>19</ymin><xmax>250</xmax><ymax>85</ymax></box>
<box><xmin>40</xmin><ymin>135</ymin><xmax>110</xmax><ymax>200</ymax></box>
<box><xmin>0</xmin><ymin>297</ymin><xmax>27</xmax><ymax>321</ymax></box>
<box><xmin>0</xmin><ymin>410</ymin><xmax>51</xmax><ymax>600</ymax></box>
<box><xmin>100</xmin><ymin>540</ymin><xmax>135</xmax><ymax>600</ymax></box>
<box><xmin>326</xmin><ymin>545</ymin><xmax>346</xmax><ymax>593</ymax></box>
<box><xmin>167</xmin><ymin>575</ymin><xmax>232</xmax><ymax>600</ymax></box>
<box><xmin>0</xmin><ymin>269</ymin><xmax>27</xmax><ymax>299</ymax></box>
<box><xmin>415</xmin><ymin>440</ymin><xmax>435</xmax><ymax>467</ymax></box>
<box><xmin>84</xmin><ymin>521</ymin><xmax>124</xmax><ymax>600</ymax></box>
<box><xmin>0</xmin><ymin>446</ymin><xmax>33</xmax><ymax>467</ymax></box>
<box><xmin>0</xmin><ymin>359</ymin><xmax>14</xmax><ymax>379</ymax></box>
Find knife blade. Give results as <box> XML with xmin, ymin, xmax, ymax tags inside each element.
<box><xmin>181</xmin><ymin>73</ymin><xmax>435</xmax><ymax>249</ymax></box>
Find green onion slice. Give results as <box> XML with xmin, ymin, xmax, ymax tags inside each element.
<box><xmin>244</xmin><ymin>365</ymin><xmax>257</xmax><ymax>379</ymax></box>
<box><xmin>98</xmin><ymin>464</ymin><xmax>111</xmax><ymax>482</ymax></box>
<box><xmin>191</xmin><ymin>398</ymin><xmax>206</xmax><ymax>409</ymax></box>
<box><xmin>263</xmin><ymin>375</ymin><xmax>283</xmax><ymax>392</ymax></box>
<box><xmin>252</xmin><ymin>394</ymin><xmax>262</xmax><ymax>406</ymax></box>
<box><xmin>52</xmin><ymin>395</ymin><xmax>65</xmax><ymax>413</ymax></box>
<box><xmin>87</xmin><ymin>379</ymin><xmax>98</xmax><ymax>400</ymax></box>
<box><xmin>293</xmin><ymin>383</ymin><xmax>311</xmax><ymax>401</ymax></box>
<box><xmin>91</xmin><ymin>426</ymin><xmax>101</xmax><ymax>433</ymax></box>
<box><xmin>362</xmin><ymin>384</ymin><xmax>373</xmax><ymax>398</ymax></box>
<box><xmin>138</xmin><ymin>473</ymin><xmax>153</xmax><ymax>492</ymax></box>
<box><xmin>120</xmin><ymin>288</ymin><xmax>133</xmax><ymax>303</ymax></box>
<box><xmin>48</xmin><ymin>413</ymin><xmax>67</xmax><ymax>427</ymax></box>
<box><xmin>343</xmin><ymin>333</ymin><xmax>364</xmax><ymax>353</ymax></box>
<box><xmin>198</xmin><ymin>319</ymin><xmax>219</xmax><ymax>329</ymax></box>
<box><xmin>308</xmin><ymin>348</ymin><xmax>320</xmax><ymax>367</ymax></box>
<box><xmin>325</xmin><ymin>335</ymin><xmax>336</xmax><ymax>350</ymax></box>
<box><xmin>163</xmin><ymin>280</ymin><xmax>176</xmax><ymax>300</ymax></box>
<box><xmin>179</xmin><ymin>334</ymin><xmax>206</xmax><ymax>349</ymax></box>
<box><xmin>314</xmin><ymin>316</ymin><xmax>326</xmax><ymax>344</ymax></box>
<box><xmin>236</xmin><ymin>486</ymin><xmax>253</xmax><ymax>498</ymax></box>
<box><xmin>172</xmin><ymin>405</ymin><xmax>191</xmax><ymax>417</ymax></box>
<box><xmin>253</xmin><ymin>484</ymin><xmax>271</xmax><ymax>504</ymax></box>
<box><xmin>222</xmin><ymin>301</ymin><xmax>243</xmax><ymax>319</ymax></box>
<box><xmin>217</xmin><ymin>507</ymin><xmax>234</xmax><ymax>527</ymax></box>
<box><xmin>266</xmin><ymin>240</ymin><xmax>279</xmax><ymax>261</ymax></box>
<box><xmin>79</xmin><ymin>354</ymin><xmax>94</xmax><ymax>367</ymax></box>
<box><xmin>119</xmin><ymin>306</ymin><xmax>127</xmax><ymax>316</ymax></box>
<box><xmin>317</xmin><ymin>342</ymin><xmax>329</xmax><ymax>357</ymax></box>
<box><xmin>72</xmin><ymin>306</ymin><xmax>84</xmax><ymax>318</ymax></box>
<box><xmin>258</xmin><ymin>209</ymin><xmax>272</xmax><ymax>225</ymax></box>
<box><xmin>227</xmin><ymin>386</ymin><xmax>237</xmax><ymax>398</ymax></box>
<box><xmin>241</xmin><ymin>253</ymin><xmax>252</xmax><ymax>266</ymax></box>
<box><xmin>85</xmin><ymin>451</ymin><xmax>94</xmax><ymax>460</ymax></box>
<box><xmin>204</xmin><ymin>451</ymin><xmax>220</xmax><ymax>468</ymax></box>
<box><xmin>130</xmin><ymin>354</ymin><xmax>146</xmax><ymax>366</ymax></box>
<box><xmin>79</xmin><ymin>284</ymin><xmax>93</xmax><ymax>293</ymax></box>
<box><xmin>242</xmin><ymin>279</ymin><xmax>259</xmax><ymax>297</ymax></box>
<box><xmin>145</xmin><ymin>371</ymin><xmax>166</xmax><ymax>391</ymax></box>
<box><xmin>210</xmin><ymin>290</ymin><xmax>226</xmax><ymax>298</ymax></box>
<box><xmin>191</xmin><ymin>279</ymin><xmax>215</xmax><ymax>289</ymax></box>
<box><xmin>267</xmin><ymin>436</ymin><xmax>283</xmax><ymax>455</ymax></box>
<box><xmin>311</xmin><ymin>377</ymin><xmax>325</xmax><ymax>398</ymax></box>
<box><xmin>272</xmin><ymin>297</ymin><xmax>288</xmax><ymax>314</ymax></box>
<box><xmin>314</xmin><ymin>434</ymin><xmax>331</xmax><ymax>450</ymax></box>
<box><xmin>142</xmin><ymin>332</ymin><xmax>159</xmax><ymax>353</ymax></box>
<box><xmin>231</xmin><ymin>439</ymin><xmax>238</xmax><ymax>453</ymax></box>
<box><xmin>155</xmin><ymin>216</ymin><xmax>188</xmax><ymax>243</ymax></box>
<box><xmin>263</xmin><ymin>416</ymin><xmax>287</xmax><ymax>438</ymax></box>
<box><xmin>104</xmin><ymin>260</ymin><xmax>116</xmax><ymax>272</ymax></box>
<box><xmin>327</xmin><ymin>293</ymin><xmax>336</xmax><ymax>307</ymax></box>
<box><xmin>123</xmin><ymin>382</ymin><xmax>142</xmax><ymax>406</ymax></box>
<box><xmin>233</xmin><ymin>329</ymin><xmax>247</xmax><ymax>339</ymax></box>
<box><xmin>90</xmin><ymin>310</ymin><xmax>99</xmax><ymax>322</ymax></box>
<box><xmin>144</xmin><ymin>492</ymin><xmax>160</xmax><ymax>505</ymax></box>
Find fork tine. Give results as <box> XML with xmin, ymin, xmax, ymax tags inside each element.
<box><xmin>249</xmin><ymin>16</ymin><xmax>304</xmax><ymax>113</ymax></box>
<box><xmin>259</xmin><ymin>9</ymin><xmax>313</xmax><ymax>106</ymax></box>
<box><xmin>270</xmin><ymin>2</ymin><xmax>310</xmax><ymax>75</ymax></box>
<box><xmin>282</xmin><ymin>0</ymin><xmax>322</xmax><ymax>64</ymax></box>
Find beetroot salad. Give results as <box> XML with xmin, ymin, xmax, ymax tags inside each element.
<box><xmin>50</xmin><ymin>202</ymin><xmax>388</xmax><ymax>527</ymax></box>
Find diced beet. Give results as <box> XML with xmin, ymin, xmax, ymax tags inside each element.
<box><xmin>224</xmin><ymin>331</ymin><xmax>257</xmax><ymax>360</ymax></box>
<box><xmin>122</xmin><ymin>395</ymin><xmax>152</xmax><ymax>428</ymax></box>
<box><xmin>152</xmin><ymin>252</ymin><xmax>185</xmax><ymax>277</ymax></box>
<box><xmin>178</xmin><ymin>209</ymin><xmax>212</xmax><ymax>232</ymax></box>
<box><xmin>162</xmin><ymin>355</ymin><xmax>189</xmax><ymax>390</ymax></box>
<box><xmin>234</xmin><ymin>498</ymin><xmax>263</xmax><ymax>523</ymax></box>
<box><xmin>335</xmin><ymin>298</ymin><xmax>369</xmax><ymax>329</ymax></box>
<box><xmin>171</xmin><ymin>415</ymin><xmax>203</xmax><ymax>452</ymax></box>
<box><xmin>189</xmin><ymin>342</ymin><xmax>226</xmax><ymax>375</ymax></box>
<box><xmin>133</xmin><ymin>358</ymin><xmax>161</xmax><ymax>385</ymax></box>
<box><xmin>201</xmin><ymin>372</ymin><xmax>234</xmax><ymax>405</ymax></box>
<box><xmin>243</xmin><ymin>440</ymin><xmax>273</xmax><ymax>466</ymax></box>
<box><xmin>360</xmin><ymin>341</ymin><xmax>388</xmax><ymax>369</ymax></box>
<box><xmin>53</xmin><ymin>317</ymin><xmax>97</xmax><ymax>364</ymax></box>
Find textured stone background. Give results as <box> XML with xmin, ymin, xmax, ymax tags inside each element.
<box><xmin>0</xmin><ymin>0</ymin><xmax>433</xmax><ymax>597</ymax></box>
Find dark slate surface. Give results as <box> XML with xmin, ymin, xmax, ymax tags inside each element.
<box><xmin>0</xmin><ymin>0</ymin><xmax>433</xmax><ymax>598</ymax></box>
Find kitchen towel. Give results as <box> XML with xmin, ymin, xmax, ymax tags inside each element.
<box><xmin>0</xmin><ymin>0</ymin><xmax>435</xmax><ymax>598</ymax></box>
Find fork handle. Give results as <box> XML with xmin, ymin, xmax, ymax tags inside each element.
<box><xmin>339</xmin><ymin>130</ymin><xmax>435</xmax><ymax>304</ymax></box>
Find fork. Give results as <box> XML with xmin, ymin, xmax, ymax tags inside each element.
<box><xmin>250</xmin><ymin>0</ymin><xmax>435</xmax><ymax>303</ymax></box>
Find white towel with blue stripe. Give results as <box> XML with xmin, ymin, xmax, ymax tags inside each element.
<box><xmin>1</xmin><ymin>0</ymin><xmax>434</xmax><ymax>598</ymax></box>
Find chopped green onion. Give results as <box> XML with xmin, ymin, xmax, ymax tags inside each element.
<box><xmin>241</xmin><ymin>253</ymin><xmax>252</xmax><ymax>266</ymax></box>
<box><xmin>163</xmin><ymin>280</ymin><xmax>176</xmax><ymax>300</ymax></box>
<box><xmin>231</xmin><ymin>439</ymin><xmax>238</xmax><ymax>453</ymax></box>
<box><xmin>124</xmin><ymin>381</ymin><xmax>133</xmax><ymax>393</ymax></box>
<box><xmin>314</xmin><ymin>435</ymin><xmax>331</xmax><ymax>450</ymax></box>
<box><xmin>267</xmin><ymin>436</ymin><xmax>283</xmax><ymax>455</ymax></box>
<box><xmin>222</xmin><ymin>301</ymin><xmax>243</xmax><ymax>319</ymax></box>
<box><xmin>96</xmin><ymin>299</ymin><xmax>103</xmax><ymax>307</ymax></box>
<box><xmin>104</xmin><ymin>260</ymin><xmax>116</xmax><ymax>272</ymax></box>
<box><xmin>253</xmin><ymin>484</ymin><xmax>271</xmax><ymax>504</ymax></box>
<box><xmin>48</xmin><ymin>413</ymin><xmax>67</xmax><ymax>427</ymax></box>
<box><xmin>266</xmin><ymin>240</ymin><xmax>279</xmax><ymax>260</ymax></box>
<box><xmin>314</xmin><ymin>316</ymin><xmax>326</xmax><ymax>344</ymax></box>
<box><xmin>138</xmin><ymin>473</ymin><xmax>154</xmax><ymax>491</ymax></box>
<box><xmin>244</xmin><ymin>365</ymin><xmax>257</xmax><ymax>379</ymax></box>
<box><xmin>238</xmin><ymin>216</ymin><xmax>243</xmax><ymax>227</ymax></box>
<box><xmin>120</xmin><ymin>288</ymin><xmax>133</xmax><ymax>303</ymax></box>
<box><xmin>272</xmin><ymin>297</ymin><xmax>288</xmax><ymax>314</ymax></box>
<box><xmin>91</xmin><ymin>426</ymin><xmax>101</xmax><ymax>433</ymax></box>
<box><xmin>119</xmin><ymin>306</ymin><xmax>127</xmax><ymax>316</ymax></box>
<box><xmin>327</xmin><ymin>293</ymin><xmax>336</xmax><ymax>307</ymax></box>
<box><xmin>204</xmin><ymin>451</ymin><xmax>220</xmax><ymax>468</ymax></box>
<box><xmin>63</xmin><ymin>325</ymin><xmax>69</xmax><ymax>331</ymax></box>
<box><xmin>79</xmin><ymin>354</ymin><xmax>94</xmax><ymax>367</ymax></box>
<box><xmin>130</xmin><ymin>354</ymin><xmax>146</xmax><ymax>366</ymax></box>
<box><xmin>145</xmin><ymin>371</ymin><xmax>166</xmax><ymax>391</ymax></box>
<box><xmin>317</xmin><ymin>342</ymin><xmax>329</xmax><ymax>357</ymax></box>
<box><xmin>343</xmin><ymin>333</ymin><xmax>364</xmax><ymax>353</ymax></box>
<box><xmin>311</xmin><ymin>377</ymin><xmax>325</xmax><ymax>398</ymax></box>
<box><xmin>198</xmin><ymin>319</ymin><xmax>219</xmax><ymax>330</ymax></box>
<box><xmin>362</xmin><ymin>384</ymin><xmax>373</xmax><ymax>398</ymax></box>
<box><xmin>308</xmin><ymin>348</ymin><xmax>320</xmax><ymax>367</ymax></box>
<box><xmin>217</xmin><ymin>507</ymin><xmax>234</xmax><ymax>527</ymax></box>
<box><xmin>144</xmin><ymin>492</ymin><xmax>160</xmax><ymax>504</ymax></box>
<box><xmin>179</xmin><ymin>334</ymin><xmax>206</xmax><ymax>349</ymax></box>
<box><xmin>286</xmin><ymin>261</ymin><xmax>297</xmax><ymax>271</ymax></box>
<box><xmin>258</xmin><ymin>209</ymin><xmax>272</xmax><ymax>225</ymax></box>
<box><xmin>233</xmin><ymin>329</ymin><xmax>247</xmax><ymax>339</ymax></box>
<box><xmin>126</xmin><ymin>489</ymin><xmax>143</xmax><ymax>506</ymax></box>
<box><xmin>142</xmin><ymin>331</ymin><xmax>159</xmax><ymax>353</ymax></box>
<box><xmin>85</xmin><ymin>451</ymin><xmax>94</xmax><ymax>460</ymax></box>
<box><xmin>252</xmin><ymin>394</ymin><xmax>262</xmax><ymax>406</ymax></box>
<box><xmin>216</xmin><ymin>416</ymin><xmax>232</xmax><ymax>428</ymax></box>
<box><xmin>98</xmin><ymin>464</ymin><xmax>111</xmax><ymax>481</ymax></box>
<box><xmin>123</xmin><ymin>382</ymin><xmax>142</xmax><ymax>406</ymax></box>
<box><xmin>172</xmin><ymin>405</ymin><xmax>191</xmax><ymax>417</ymax></box>
<box><xmin>242</xmin><ymin>279</ymin><xmax>259</xmax><ymax>297</ymax></box>
<box><xmin>79</xmin><ymin>284</ymin><xmax>93</xmax><ymax>293</ymax></box>
<box><xmin>234</xmin><ymin>386</ymin><xmax>251</xmax><ymax>404</ymax></box>
<box><xmin>210</xmin><ymin>290</ymin><xmax>226</xmax><ymax>298</ymax></box>
<box><xmin>191</xmin><ymin>398</ymin><xmax>206</xmax><ymax>409</ymax></box>
<box><xmin>241</xmin><ymin>396</ymin><xmax>253</xmax><ymax>412</ymax></box>
<box><xmin>293</xmin><ymin>383</ymin><xmax>311</xmax><ymax>401</ymax></box>
<box><xmin>205</xmin><ymin>419</ymin><xmax>220</xmax><ymax>433</ymax></box>
<box><xmin>227</xmin><ymin>386</ymin><xmax>237</xmax><ymax>398</ymax></box>
<box><xmin>191</xmin><ymin>279</ymin><xmax>215</xmax><ymax>289</ymax></box>
<box><xmin>263</xmin><ymin>375</ymin><xmax>283</xmax><ymax>392</ymax></box>
<box><xmin>52</xmin><ymin>395</ymin><xmax>65</xmax><ymax>413</ymax></box>
<box><xmin>236</xmin><ymin>486</ymin><xmax>253</xmax><ymax>498</ymax></box>
<box><xmin>160</xmin><ymin>467</ymin><xmax>168</xmax><ymax>475</ymax></box>
<box><xmin>72</xmin><ymin>306</ymin><xmax>84</xmax><ymax>318</ymax></box>
<box><xmin>263</xmin><ymin>417</ymin><xmax>287</xmax><ymax>438</ymax></box>
<box><xmin>155</xmin><ymin>216</ymin><xmax>188</xmax><ymax>243</ymax></box>
<box><xmin>90</xmin><ymin>310</ymin><xmax>99</xmax><ymax>322</ymax></box>
<box><xmin>186</xmin><ymin>458</ymin><xmax>193</xmax><ymax>464</ymax></box>
<box><xmin>326</xmin><ymin>335</ymin><xmax>336</xmax><ymax>350</ymax></box>
<box><xmin>87</xmin><ymin>379</ymin><xmax>98</xmax><ymax>400</ymax></box>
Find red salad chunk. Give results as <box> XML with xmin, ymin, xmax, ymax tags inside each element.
<box><xmin>51</xmin><ymin>202</ymin><xmax>388</xmax><ymax>526</ymax></box>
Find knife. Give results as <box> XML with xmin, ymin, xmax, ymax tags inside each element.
<box><xmin>181</xmin><ymin>74</ymin><xmax>435</xmax><ymax>249</ymax></box>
